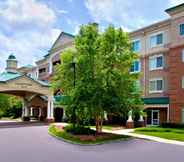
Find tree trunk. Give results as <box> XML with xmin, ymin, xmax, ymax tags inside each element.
<box><xmin>95</xmin><ymin>116</ymin><xmax>103</xmax><ymax>134</ymax></box>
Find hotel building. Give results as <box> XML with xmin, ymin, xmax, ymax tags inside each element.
<box><xmin>19</xmin><ymin>3</ymin><xmax>184</xmax><ymax>125</ymax></box>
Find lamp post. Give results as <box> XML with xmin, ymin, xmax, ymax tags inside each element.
<box><xmin>71</xmin><ymin>57</ymin><xmax>77</xmax><ymax>127</ymax></box>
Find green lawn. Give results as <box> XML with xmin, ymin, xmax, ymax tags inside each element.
<box><xmin>134</xmin><ymin>127</ymin><xmax>184</xmax><ymax>141</ymax></box>
<box><xmin>48</xmin><ymin>125</ymin><xmax>129</xmax><ymax>145</ymax></box>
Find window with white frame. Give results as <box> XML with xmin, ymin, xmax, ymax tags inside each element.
<box><xmin>149</xmin><ymin>54</ymin><xmax>163</xmax><ymax>71</ymax></box>
<box><xmin>150</xmin><ymin>33</ymin><xmax>163</xmax><ymax>48</ymax></box>
<box><xmin>182</xmin><ymin>76</ymin><xmax>184</xmax><ymax>89</ymax></box>
<box><xmin>180</xmin><ymin>24</ymin><xmax>184</xmax><ymax>36</ymax></box>
<box><xmin>149</xmin><ymin>78</ymin><xmax>163</xmax><ymax>93</ymax></box>
<box><xmin>130</xmin><ymin>60</ymin><xmax>140</xmax><ymax>73</ymax></box>
<box><xmin>182</xmin><ymin>49</ymin><xmax>184</xmax><ymax>62</ymax></box>
<box><xmin>132</xmin><ymin>40</ymin><xmax>141</xmax><ymax>52</ymax></box>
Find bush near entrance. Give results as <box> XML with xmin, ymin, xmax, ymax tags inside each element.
<box><xmin>48</xmin><ymin>124</ymin><xmax>130</xmax><ymax>145</ymax></box>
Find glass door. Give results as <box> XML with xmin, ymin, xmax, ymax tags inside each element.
<box><xmin>152</xmin><ymin>110</ymin><xmax>159</xmax><ymax>125</ymax></box>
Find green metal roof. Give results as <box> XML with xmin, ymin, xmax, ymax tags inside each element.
<box><xmin>8</xmin><ymin>54</ymin><xmax>16</xmax><ymax>60</ymax></box>
<box><xmin>142</xmin><ymin>97</ymin><xmax>169</xmax><ymax>105</ymax></box>
<box><xmin>23</xmin><ymin>64</ymin><xmax>34</xmax><ymax>68</ymax></box>
<box><xmin>0</xmin><ymin>72</ymin><xmax>22</xmax><ymax>82</ymax></box>
<box><xmin>0</xmin><ymin>71</ymin><xmax>49</xmax><ymax>86</ymax></box>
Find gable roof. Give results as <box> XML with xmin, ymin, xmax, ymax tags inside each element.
<box><xmin>0</xmin><ymin>71</ymin><xmax>49</xmax><ymax>87</ymax></box>
<box><xmin>44</xmin><ymin>32</ymin><xmax>75</xmax><ymax>58</ymax></box>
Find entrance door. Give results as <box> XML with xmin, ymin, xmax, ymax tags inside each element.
<box><xmin>152</xmin><ymin>110</ymin><xmax>159</xmax><ymax>125</ymax></box>
<box><xmin>54</xmin><ymin>108</ymin><xmax>63</xmax><ymax>122</ymax></box>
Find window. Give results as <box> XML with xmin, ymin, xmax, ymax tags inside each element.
<box><xmin>39</xmin><ymin>68</ymin><xmax>46</xmax><ymax>74</ymax></box>
<box><xmin>180</xmin><ymin>24</ymin><xmax>184</xmax><ymax>36</ymax></box>
<box><xmin>149</xmin><ymin>55</ymin><xmax>163</xmax><ymax>70</ymax></box>
<box><xmin>149</xmin><ymin>78</ymin><xmax>163</xmax><ymax>93</ymax></box>
<box><xmin>182</xmin><ymin>49</ymin><xmax>184</xmax><ymax>62</ymax></box>
<box><xmin>150</xmin><ymin>33</ymin><xmax>163</xmax><ymax>48</ymax></box>
<box><xmin>130</xmin><ymin>60</ymin><xmax>140</xmax><ymax>73</ymax></box>
<box><xmin>132</xmin><ymin>40</ymin><xmax>140</xmax><ymax>52</ymax></box>
<box><xmin>182</xmin><ymin>77</ymin><xmax>184</xmax><ymax>89</ymax></box>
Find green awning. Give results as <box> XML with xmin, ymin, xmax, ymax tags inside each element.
<box><xmin>142</xmin><ymin>97</ymin><xmax>169</xmax><ymax>105</ymax></box>
<box><xmin>54</xmin><ymin>95</ymin><xmax>71</xmax><ymax>105</ymax></box>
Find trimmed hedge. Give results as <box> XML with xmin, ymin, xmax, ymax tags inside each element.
<box><xmin>160</xmin><ymin>122</ymin><xmax>184</xmax><ymax>129</ymax></box>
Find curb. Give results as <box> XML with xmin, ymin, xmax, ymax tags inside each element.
<box><xmin>48</xmin><ymin>129</ymin><xmax>132</xmax><ymax>146</ymax></box>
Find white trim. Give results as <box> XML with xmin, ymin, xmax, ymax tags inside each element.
<box><xmin>149</xmin><ymin>54</ymin><xmax>164</xmax><ymax>71</ymax></box>
<box><xmin>152</xmin><ymin>110</ymin><xmax>160</xmax><ymax>125</ymax></box>
<box><xmin>179</xmin><ymin>23</ymin><xmax>184</xmax><ymax>37</ymax></box>
<box><xmin>144</xmin><ymin>104</ymin><xmax>169</xmax><ymax>109</ymax></box>
<box><xmin>130</xmin><ymin>59</ymin><xmax>141</xmax><ymax>73</ymax></box>
<box><xmin>131</xmin><ymin>39</ymin><xmax>141</xmax><ymax>52</ymax></box>
<box><xmin>181</xmin><ymin>49</ymin><xmax>184</xmax><ymax>62</ymax></box>
<box><xmin>149</xmin><ymin>31</ymin><xmax>164</xmax><ymax>48</ymax></box>
<box><xmin>149</xmin><ymin>78</ymin><xmax>164</xmax><ymax>94</ymax></box>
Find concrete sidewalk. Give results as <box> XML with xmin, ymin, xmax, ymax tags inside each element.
<box><xmin>103</xmin><ymin>128</ymin><xmax>184</xmax><ymax>146</ymax></box>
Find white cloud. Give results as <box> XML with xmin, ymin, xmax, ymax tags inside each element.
<box><xmin>168</xmin><ymin>0</ymin><xmax>183</xmax><ymax>6</ymax></box>
<box><xmin>0</xmin><ymin>0</ymin><xmax>61</xmax><ymax>71</ymax></box>
<box><xmin>85</xmin><ymin>0</ymin><xmax>166</xmax><ymax>31</ymax></box>
<box><xmin>0</xmin><ymin>0</ymin><xmax>56</xmax><ymax>28</ymax></box>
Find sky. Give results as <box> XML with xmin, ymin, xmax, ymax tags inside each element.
<box><xmin>0</xmin><ymin>0</ymin><xmax>183</xmax><ymax>72</ymax></box>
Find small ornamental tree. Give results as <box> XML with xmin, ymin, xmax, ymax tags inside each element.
<box><xmin>52</xmin><ymin>23</ymin><xmax>143</xmax><ymax>133</ymax></box>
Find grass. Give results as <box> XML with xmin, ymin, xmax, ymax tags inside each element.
<box><xmin>48</xmin><ymin>124</ymin><xmax>130</xmax><ymax>145</ymax></box>
<box><xmin>134</xmin><ymin>127</ymin><xmax>184</xmax><ymax>141</ymax></box>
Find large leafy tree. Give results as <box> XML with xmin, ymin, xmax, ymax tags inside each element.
<box><xmin>52</xmin><ymin>23</ymin><xmax>142</xmax><ymax>133</ymax></box>
<box><xmin>0</xmin><ymin>94</ymin><xmax>22</xmax><ymax>118</ymax></box>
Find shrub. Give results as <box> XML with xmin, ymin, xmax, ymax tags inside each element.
<box><xmin>64</xmin><ymin>125</ymin><xmax>96</xmax><ymax>135</ymax></box>
<box><xmin>160</xmin><ymin>122</ymin><xmax>184</xmax><ymax>129</ymax></box>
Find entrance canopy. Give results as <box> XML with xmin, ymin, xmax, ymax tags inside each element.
<box><xmin>0</xmin><ymin>71</ymin><xmax>54</xmax><ymax>121</ymax></box>
<box><xmin>0</xmin><ymin>71</ymin><xmax>49</xmax><ymax>96</ymax></box>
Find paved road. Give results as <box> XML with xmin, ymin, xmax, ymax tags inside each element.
<box><xmin>0</xmin><ymin>125</ymin><xmax>183</xmax><ymax>162</ymax></box>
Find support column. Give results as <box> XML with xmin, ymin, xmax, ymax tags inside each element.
<box><xmin>126</xmin><ymin>110</ymin><xmax>134</xmax><ymax>128</ymax></box>
<box><xmin>22</xmin><ymin>98</ymin><xmax>30</xmax><ymax>121</ymax></box>
<box><xmin>47</xmin><ymin>96</ymin><xmax>54</xmax><ymax>122</ymax></box>
<box><xmin>30</xmin><ymin>107</ymin><xmax>33</xmax><ymax>116</ymax></box>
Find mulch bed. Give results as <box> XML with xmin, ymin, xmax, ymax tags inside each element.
<box><xmin>55</xmin><ymin>125</ymin><xmax>122</xmax><ymax>142</ymax></box>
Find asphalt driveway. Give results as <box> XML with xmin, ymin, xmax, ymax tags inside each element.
<box><xmin>0</xmin><ymin>125</ymin><xmax>183</xmax><ymax>162</ymax></box>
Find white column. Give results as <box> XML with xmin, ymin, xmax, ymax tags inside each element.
<box><xmin>23</xmin><ymin>98</ymin><xmax>29</xmax><ymax>117</ymax></box>
<box><xmin>127</xmin><ymin>110</ymin><xmax>133</xmax><ymax>122</ymax></box>
<box><xmin>47</xmin><ymin>96</ymin><xmax>54</xmax><ymax>119</ymax></box>
<box><xmin>39</xmin><ymin>108</ymin><xmax>42</xmax><ymax>117</ymax></box>
<box><xmin>49</xmin><ymin>58</ymin><xmax>53</xmax><ymax>74</ymax></box>
<box><xmin>30</xmin><ymin>107</ymin><xmax>33</xmax><ymax>116</ymax></box>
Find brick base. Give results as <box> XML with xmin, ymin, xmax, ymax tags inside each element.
<box><xmin>46</xmin><ymin>118</ymin><xmax>55</xmax><ymax>123</ymax></box>
<box><xmin>126</xmin><ymin>121</ymin><xmax>134</xmax><ymax>128</ymax></box>
<box><xmin>138</xmin><ymin>121</ymin><xmax>145</xmax><ymax>127</ymax></box>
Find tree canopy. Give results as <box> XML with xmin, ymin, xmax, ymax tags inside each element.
<box><xmin>52</xmin><ymin>23</ymin><xmax>143</xmax><ymax>133</ymax></box>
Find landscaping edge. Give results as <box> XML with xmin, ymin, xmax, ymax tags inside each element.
<box><xmin>48</xmin><ymin>125</ymin><xmax>132</xmax><ymax>146</ymax></box>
